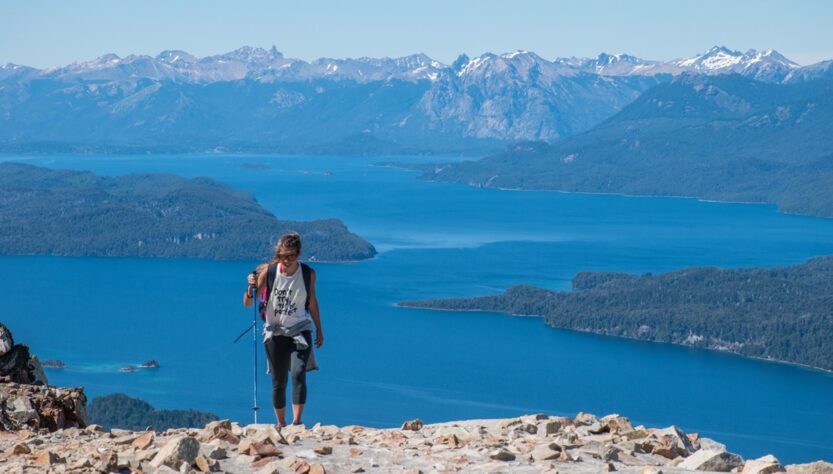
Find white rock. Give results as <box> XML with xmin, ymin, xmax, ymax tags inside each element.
<box><xmin>0</xmin><ymin>324</ymin><xmax>13</xmax><ymax>356</ymax></box>
<box><xmin>531</xmin><ymin>443</ymin><xmax>562</xmax><ymax>461</ymax></box>
<box><xmin>149</xmin><ymin>436</ymin><xmax>200</xmax><ymax>469</ymax></box>
<box><xmin>435</xmin><ymin>426</ymin><xmax>472</xmax><ymax>441</ymax></box>
<box><xmin>742</xmin><ymin>454</ymin><xmax>784</xmax><ymax>474</ymax></box>
<box><xmin>699</xmin><ymin>437</ymin><xmax>727</xmax><ymax>452</ymax></box>
<box><xmin>520</xmin><ymin>414</ymin><xmax>549</xmax><ymax>424</ymax></box>
<box><xmin>785</xmin><ymin>461</ymin><xmax>833</xmax><ymax>473</ymax></box>
<box><xmin>575</xmin><ymin>412</ymin><xmax>598</xmax><ymax>426</ymax></box>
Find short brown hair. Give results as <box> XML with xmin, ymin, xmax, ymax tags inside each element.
<box><xmin>275</xmin><ymin>232</ymin><xmax>302</xmax><ymax>258</ymax></box>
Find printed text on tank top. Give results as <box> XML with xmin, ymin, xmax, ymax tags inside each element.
<box><xmin>267</xmin><ymin>263</ymin><xmax>309</xmax><ymax>328</ymax></box>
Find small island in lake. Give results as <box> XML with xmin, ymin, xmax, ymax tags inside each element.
<box><xmin>41</xmin><ymin>359</ymin><xmax>65</xmax><ymax>369</ymax></box>
<box><xmin>0</xmin><ymin>162</ymin><xmax>376</xmax><ymax>261</ymax></box>
<box><xmin>118</xmin><ymin>360</ymin><xmax>160</xmax><ymax>372</ymax></box>
<box><xmin>138</xmin><ymin>359</ymin><xmax>160</xmax><ymax>369</ymax></box>
<box><xmin>401</xmin><ymin>256</ymin><xmax>833</xmax><ymax>372</ymax></box>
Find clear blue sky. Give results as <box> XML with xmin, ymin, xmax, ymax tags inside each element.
<box><xmin>2</xmin><ymin>0</ymin><xmax>832</xmax><ymax>68</ymax></box>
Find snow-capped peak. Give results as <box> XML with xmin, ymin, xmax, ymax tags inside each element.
<box><xmin>595</xmin><ymin>53</ymin><xmax>642</xmax><ymax>66</ymax></box>
<box><xmin>744</xmin><ymin>49</ymin><xmax>798</xmax><ymax>68</ymax></box>
<box><xmin>501</xmin><ymin>50</ymin><xmax>531</xmax><ymax>59</ymax></box>
<box><xmin>672</xmin><ymin>46</ymin><xmax>799</xmax><ymax>81</ymax></box>
<box><xmin>675</xmin><ymin>45</ymin><xmax>744</xmax><ymax>71</ymax></box>
<box><xmin>392</xmin><ymin>53</ymin><xmax>444</xmax><ymax>70</ymax></box>
<box><xmin>456</xmin><ymin>53</ymin><xmax>495</xmax><ymax>76</ymax></box>
<box><xmin>221</xmin><ymin>46</ymin><xmax>283</xmax><ymax>62</ymax></box>
<box><xmin>156</xmin><ymin>50</ymin><xmax>197</xmax><ymax>64</ymax></box>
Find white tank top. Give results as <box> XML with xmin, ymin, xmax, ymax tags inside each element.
<box><xmin>265</xmin><ymin>264</ymin><xmax>310</xmax><ymax>328</ymax></box>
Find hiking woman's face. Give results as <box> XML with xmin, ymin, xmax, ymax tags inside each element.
<box><xmin>278</xmin><ymin>250</ymin><xmax>299</xmax><ymax>272</ymax></box>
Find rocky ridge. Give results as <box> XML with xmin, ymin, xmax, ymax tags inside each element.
<box><xmin>1</xmin><ymin>45</ymin><xmax>815</xmax><ymax>85</ymax></box>
<box><xmin>1</xmin><ymin>322</ymin><xmax>89</xmax><ymax>433</ymax></box>
<box><xmin>2</xmin><ymin>412</ymin><xmax>832</xmax><ymax>473</ymax></box>
<box><xmin>0</xmin><ymin>322</ymin><xmax>48</xmax><ymax>387</ymax></box>
<box><xmin>0</xmin><ymin>382</ymin><xmax>86</xmax><ymax>433</ymax></box>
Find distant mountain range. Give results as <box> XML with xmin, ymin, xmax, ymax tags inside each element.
<box><xmin>2</xmin><ymin>45</ymin><xmax>818</xmax><ymax>84</ymax></box>
<box><xmin>1</xmin><ymin>46</ymin><xmax>831</xmax><ymax>153</ymax></box>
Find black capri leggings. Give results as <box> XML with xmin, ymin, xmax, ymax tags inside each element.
<box><xmin>264</xmin><ymin>331</ymin><xmax>312</xmax><ymax>409</ymax></box>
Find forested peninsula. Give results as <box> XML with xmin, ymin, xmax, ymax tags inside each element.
<box><xmin>87</xmin><ymin>393</ymin><xmax>219</xmax><ymax>431</ymax></box>
<box><xmin>401</xmin><ymin>256</ymin><xmax>833</xmax><ymax>371</ymax></box>
<box><xmin>0</xmin><ymin>162</ymin><xmax>376</xmax><ymax>261</ymax></box>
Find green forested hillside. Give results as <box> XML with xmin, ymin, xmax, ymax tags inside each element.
<box><xmin>0</xmin><ymin>162</ymin><xmax>376</xmax><ymax>261</ymax></box>
<box><xmin>402</xmin><ymin>256</ymin><xmax>833</xmax><ymax>371</ymax></box>
<box><xmin>87</xmin><ymin>393</ymin><xmax>219</xmax><ymax>431</ymax></box>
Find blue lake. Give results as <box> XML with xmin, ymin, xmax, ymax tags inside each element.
<box><xmin>2</xmin><ymin>153</ymin><xmax>833</xmax><ymax>463</ymax></box>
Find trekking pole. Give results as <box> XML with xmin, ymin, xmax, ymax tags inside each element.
<box><xmin>250</xmin><ymin>283</ymin><xmax>260</xmax><ymax>424</ymax></box>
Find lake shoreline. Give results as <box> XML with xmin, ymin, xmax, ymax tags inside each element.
<box><xmin>397</xmin><ymin>301</ymin><xmax>833</xmax><ymax>376</ymax></box>
<box><xmin>404</xmin><ymin>169</ymin><xmax>833</xmax><ymax>221</ymax></box>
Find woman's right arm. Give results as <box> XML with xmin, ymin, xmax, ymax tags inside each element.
<box><xmin>243</xmin><ymin>264</ymin><xmax>268</xmax><ymax>307</ymax></box>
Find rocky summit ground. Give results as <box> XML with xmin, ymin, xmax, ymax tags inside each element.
<box><xmin>1</xmin><ymin>411</ymin><xmax>832</xmax><ymax>474</ymax></box>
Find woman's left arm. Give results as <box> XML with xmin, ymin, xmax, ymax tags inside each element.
<box><xmin>309</xmin><ymin>269</ymin><xmax>324</xmax><ymax>348</ymax></box>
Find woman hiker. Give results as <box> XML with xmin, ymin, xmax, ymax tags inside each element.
<box><xmin>243</xmin><ymin>232</ymin><xmax>324</xmax><ymax>427</ymax></box>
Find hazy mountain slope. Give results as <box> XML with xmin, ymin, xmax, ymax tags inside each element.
<box><xmin>0</xmin><ymin>52</ymin><xmax>663</xmax><ymax>152</ymax></box>
<box><xmin>420</xmin><ymin>75</ymin><xmax>833</xmax><ymax>217</ymax></box>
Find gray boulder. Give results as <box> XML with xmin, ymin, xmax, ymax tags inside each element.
<box><xmin>28</xmin><ymin>356</ymin><xmax>48</xmax><ymax>386</ymax></box>
<box><xmin>0</xmin><ymin>382</ymin><xmax>86</xmax><ymax>431</ymax></box>
<box><xmin>0</xmin><ymin>324</ymin><xmax>47</xmax><ymax>385</ymax></box>
<box><xmin>0</xmin><ymin>323</ymin><xmax>13</xmax><ymax>356</ymax></box>
<box><xmin>677</xmin><ymin>448</ymin><xmax>744</xmax><ymax>471</ymax></box>
<box><xmin>10</xmin><ymin>396</ymin><xmax>39</xmax><ymax>425</ymax></box>
<box><xmin>489</xmin><ymin>448</ymin><xmax>516</xmax><ymax>461</ymax></box>
<box><xmin>0</xmin><ymin>343</ymin><xmax>33</xmax><ymax>383</ymax></box>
